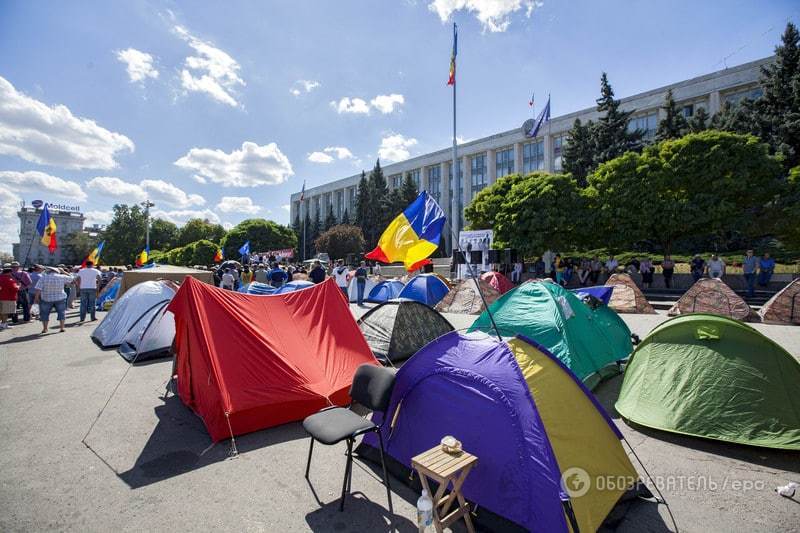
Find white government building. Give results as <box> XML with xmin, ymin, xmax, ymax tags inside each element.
<box><xmin>290</xmin><ymin>56</ymin><xmax>772</xmax><ymax>250</ymax></box>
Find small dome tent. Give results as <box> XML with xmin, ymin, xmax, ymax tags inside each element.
<box><xmin>91</xmin><ymin>280</ymin><xmax>178</xmax><ymax>348</ymax></box>
<box><xmin>117</xmin><ymin>302</ymin><xmax>175</xmax><ymax>362</ymax></box>
<box><xmin>616</xmin><ymin>314</ymin><xmax>800</xmax><ymax>450</ymax></box>
<box><xmin>605</xmin><ymin>273</ymin><xmax>656</xmax><ymax>314</ymax></box>
<box><xmin>274</xmin><ymin>280</ymin><xmax>315</xmax><ymax>294</ymax></box>
<box><xmin>470</xmin><ymin>281</ymin><xmax>632</xmax><ymax>389</ymax></box>
<box><xmin>435</xmin><ymin>278</ymin><xmax>500</xmax><ymax>314</ymax></box>
<box><xmin>359</xmin><ymin>332</ymin><xmax>639</xmax><ymax>532</ymax></box>
<box><xmin>481</xmin><ymin>270</ymin><xmax>514</xmax><ymax>294</ymax></box>
<box><xmin>397</xmin><ymin>273</ymin><xmax>449</xmax><ymax>307</ymax></box>
<box><xmin>668</xmin><ymin>278</ymin><xmax>754</xmax><ymax>320</ymax></box>
<box><xmin>758</xmin><ymin>278</ymin><xmax>800</xmax><ymax>325</ymax></box>
<box><xmin>357</xmin><ymin>300</ymin><xmax>454</xmax><ymax>364</ymax></box>
<box><xmin>367</xmin><ymin>280</ymin><xmax>405</xmax><ymax>303</ymax></box>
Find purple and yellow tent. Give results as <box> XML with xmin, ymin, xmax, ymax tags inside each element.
<box><xmin>361</xmin><ymin>331</ymin><xmax>638</xmax><ymax>532</ymax></box>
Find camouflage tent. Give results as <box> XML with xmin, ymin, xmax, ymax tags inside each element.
<box><xmin>668</xmin><ymin>278</ymin><xmax>754</xmax><ymax>321</ymax></box>
<box><xmin>758</xmin><ymin>278</ymin><xmax>800</xmax><ymax>325</ymax></box>
<box><xmin>605</xmin><ymin>273</ymin><xmax>656</xmax><ymax>314</ymax></box>
<box><xmin>435</xmin><ymin>278</ymin><xmax>501</xmax><ymax>315</ymax></box>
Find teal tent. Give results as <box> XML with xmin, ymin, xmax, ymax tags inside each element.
<box><xmin>616</xmin><ymin>313</ymin><xmax>800</xmax><ymax>450</ymax></box>
<box><xmin>469</xmin><ymin>281</ymin><xmax>632</xmax><ymax>389</ymax></box>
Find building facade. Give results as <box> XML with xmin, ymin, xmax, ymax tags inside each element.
<box><xmin>13</xmin><ymin>204</ymin><xmax>86</xmax><ymax>265</ymax></box>
<box><xmin>290</xmin><ymin>56</ymin><xmax>772</xmax><ymax>251</ymax></box>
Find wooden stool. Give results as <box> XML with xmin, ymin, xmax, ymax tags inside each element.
<box><xmin>411</xmin><ymin>445</ymin><xmax>478</xmax><ymax>533</ymax></box>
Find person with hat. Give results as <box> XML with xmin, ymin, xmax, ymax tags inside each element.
<box><xmin>10</xmin><ymin>261</ymin><xmax>31</xmax><ymax>323</ymax></box>
<box><xmin>33</xmin><ymin>267</ymin><xmax>74</xmax><ymax>333</ymax></box>
<box><xmin>77</xmin><ymin>260</ymin><xmax>102</xmax><ymax>322</ymax></box>
<box><xmin>0</xmin><ymin>265</ymin><xmax>20</xmax><ymax>330</ymax></box>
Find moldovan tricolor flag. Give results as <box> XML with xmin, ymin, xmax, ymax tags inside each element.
<box><xmin>365</xmin><ymin>191</ymin><xmax>445</xmax><ymax>271</ymax></box>
<box><xmin>447</xmin><ymin>23</ymin><xmax>457</xmax><ymax>85</ymax></box>
<box><xmin>36</xmin><ymin>203</ymin><xmax>57</xmax><ymax>253</ymax></box>
<box><xmin>213</xmin><ymin>247</ymin><xmax>223</xmax><ymax>263</ymax></box>
<box><xmin>82</xmin><ymin>241</ymin><xmax>105</xmax><ymax>267</ymax></box>
<box><xmin>135</xmin><ymin>246</ymin><xmax>149</xmax><ymax>267</ymax></box>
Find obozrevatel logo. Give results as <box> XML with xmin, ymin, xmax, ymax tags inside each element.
<box><xmin>561</xmin><ymin>467</ymin><xmax>590</xmax><ymax>498</ymax></box>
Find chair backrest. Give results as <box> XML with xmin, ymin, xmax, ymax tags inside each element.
<box><xmin>349</xmin><ymin>364</ymin><xmax>396</xmax><ymax>413</ymax></box>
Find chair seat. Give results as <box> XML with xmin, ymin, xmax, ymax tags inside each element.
<box><xmin>303</xmin><ymin>407</ymin><xmax>376</xmax><ymax>445</ymax></box>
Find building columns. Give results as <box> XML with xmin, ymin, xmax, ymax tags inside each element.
<box><xmin>487</xmin><ymin>148</ymin><xmax>496</xmax><ymax>186</ymax></box>
<box><xmin>514</xmin><ymin>142</ymin><xmax>524</xmax><ymax>175</ymax></box>
<box><xmin>709</xmin><ymin>90</ymin><xmax>721</xmax><ymax>115</ymax></box>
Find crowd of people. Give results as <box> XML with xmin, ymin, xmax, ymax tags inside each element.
<box><xmin>505</xmin><ymin>250</ymin><xmax>778</xmax><ymax>295</ymax></box>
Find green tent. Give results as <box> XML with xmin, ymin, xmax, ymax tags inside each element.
<box><xmin>469</xmin><ymin>281</ymin><xmax>633</xmax><ymax>389</ymax></box>
<box><xmin>616</xmin><ymin>313</ymin><xmax>800</xmax><ymax>450</ymax></box>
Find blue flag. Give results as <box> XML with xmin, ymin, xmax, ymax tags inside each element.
<box><xmin>238</xmin><ymin>240</ymin><xmax>251</xmax><ymax>256</ymax></box>
<box><xmin>527</xmin><ymin>95</ymin><xmax>550</xmax><ymax>138</ymax></box>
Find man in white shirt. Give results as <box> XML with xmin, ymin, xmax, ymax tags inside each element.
<box><xmin>605</xmin><ymin>256</ymin><xmax>619</xmax><ymax>278</ymax></box>
<box><xmin>221</xmin><ymin>269</ymin><xmax>235</xmax><ymax>290</ymax></box>
<box><xmin>332</xmin><ymin>260</ymin><xmax>350</xmax><ymax>296</ymax></box>
<box><xmin>77</xmin><ymin>261</ymin><xmax>102</xmax><ymax>322</ymax></box>
<box><xmin>707</xmin><ymin>254</ymin><xmax>726</xmax><ymax>279</ymax></box>
<box><xmin>542</xmin><ymin>250</ymin><xmax>555</xmax><ymax>275</ymax></box>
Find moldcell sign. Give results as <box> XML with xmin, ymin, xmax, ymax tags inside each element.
<box><xmin>31</xmin><ymin>200</ymin><xmax>80</xmax><ymax>212</ymax></box>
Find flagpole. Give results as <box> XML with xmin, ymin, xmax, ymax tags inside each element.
<box><xmin>450</xmin><ymin>22</ymin><xmax>458</xmax><ymax>258</ymax></box>
<box><xmin>302</xmin><ymin>200</ymin><xmax>306</xmax><ymax>261</ymax></box>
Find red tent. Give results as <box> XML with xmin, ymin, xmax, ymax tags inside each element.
<box><xmin>167</xmin><ymin>277</ymin><xmax>378</xmax><ymax>442</ymax></box>
<box><xmin>481</xmin><ymin>271</ymin><xmax>514</xmax><ymax>294</ymax></box>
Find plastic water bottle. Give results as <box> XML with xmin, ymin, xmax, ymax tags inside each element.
<box><xmin>417</xmin><ymin>489</ymin><xmax>433</xmax><ymax>530</ymax></box>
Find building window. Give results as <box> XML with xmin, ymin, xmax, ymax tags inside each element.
<box><xmin>390</xmin><ymin>174</ymin><xmax>402</xmax><ymax>189</ymax></box>
<box><xmin>724</xmin><ymin>86</ymin><xmax>763</xmax><ymax>105</ymax></box>
<box><xmin>495</xmin><ymin>148</ymin><xmax>514</xmax><ymax>178</ymax></box>
<box><xmin>681</xmin><ymin>104</ymin><xmax>694</xmax><ymax>118</ymax></box>
<box><xmin>627</xmin><ymin>112</ymin><xmax>658</xmax><ymax>141</ymax></box>
<box><xmin>553</xmin><ymin>134</ymin><xmax>567</xmax><ymax>171</ymax></box>
<box><xmin>471</xmin><ymin>154</ymin><xmax>487</xmax><ymax>196</ymax></box>
<box><xmin>523</xmin><ymin>141</ymin><xmax>545</xmax><ymax>173</ymax></box>
<box><xmin>408</xmin><ymin>169</ymin><xmax>420</xmax><ymax>190</ymax></box>
<box><xmin>313</xmin><ymin>197</ymin><xmax>320</xmax><ymax>217</ymax></box>
<box><xmin>335</xmin><ymin>190</ymin><xmax>344</xmax><ymax>219</ymax></box>
<box><xmin>427</xmin><ymin>166</ymin><xmax>441</xmax><ymax>203</ymax></box>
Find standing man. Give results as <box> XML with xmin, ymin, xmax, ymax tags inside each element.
<box><xmin>220</xmin><ymin>268</ymin><xmax>235</xmax><ymax>290</ymax></box>
<box><xmin>354</xmin><ymin>261</ymin><xmax>368</xmax><ymax>306</ymax></box>
<box><xmin>28</xmin><ymin>265</ymin><xmax>42</xmax><ymax>317</ymax></box>
<box><xmin>604</xmin><ymin>255</ymin><xmax>619</xmax><ymax>281</ymax></box>
<box><xmin>0</xmin><ymin>265</ymin><xmax>19</xmax><ymax>330</ymax></box>
<box><xmin>690</xmin><ymin>254</ymin><xmax>705</xmax><ymax>282</ymax></box>
<box><xmin>742</xmin><ymin>250</ymin><xmax>758</xmax><ymax>297</ymax></box>
<box><xmin>34</xmin><ymin>267</ymin><xmax>73</xmax><ymax>334</ymax></box>
<box><xmin>309</xmin><ymin>260</ymin><xmax>326</xmax><ymax>284</ymax></box>
<box><xmin>758</xmin><ymin>252</ymin><xmax>775</xmax><ymax>287</ymax></box>
<box><xmin>10</xmin><ymin>261</ymin><xmax>31</xmax><ymax>323</ymax></box>
<box><xmin>707</xmin><ymin>254</ymin><xmax>726</xmax><ymax>280</ymax></box>
<box><xmin>77</xmin><ymin>260</ymin><xmax>102</xmax><ymax>322</ymax></box>
<box><xmin>542</xmin><ymin>249</ymin><xmax>555</xmax><ymax>279</ymax></box>
<box><xmin>268</xmin><ymin>262</ymin><xmax>288</xmax><ymax>288</ymax></box>
<box><xmin>332</xmin><ymin>260</ymin><xmax>350</xmax><ymax>297</ymax></box>
<box><xmin>661</xmin><ymin>255</ymin><xmax>675</xmax><ymax>288</ymax></box>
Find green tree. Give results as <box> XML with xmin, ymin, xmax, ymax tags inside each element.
<box><xmin>710</xmin><ymin>100</ymin><xmax>756</xmax><ymax>133</ymax></box>
<box><xmin>593</xmin><ymin>72</ymin><xmax>644</xmax><ymax>165</ymax></box>
<box><xmin>399</xmin><ymin>173</ymin><xmax>419</xmax><ymax>206</ymax></box>
<box><xmin>149</xmin><ymin>218</ymin><xmax>179</xmax><ymax>251</ymax></box>
<box><xmin>177</xmin><ymin>218</ymin><xmax>226</xmax><ymax>246</ymax></box>
<box><xmin>588</xmin><ymin>130</ymin><xmax>784</xmax><ymax>254</ymax></box>
<box><xmin>688</xmin><ymin>107</ymin><xmax>710</xmax><ymax>132</ymax></box>
<box><xmin>493</xmin><ymin>173</ymin><xmax>587</xmax><ymax>253</ymax></box>
<box><xmin>221</xmin><ymin>218</ymin><xmax>297</xmax><ymax>260</ymax></box>
<box><xmin>176</xmin><ymin>243</ymin><xmax>195</xmax><ymax>266</ymax></box>
<box><xmin>354</xmin><ymin>171</ymin><xmax>369</xmax><ymax>229</ymax></box>
<box><xmin>655</xmin><ymin>89</ymin><xmax>688</xmax><ymax>141</ymax></box>
<box><xmin>777</xmin><ymin>165</ymin><xmax>800</xmax><ymax>249</ymax></box>
<box><xmin>103</xmin><ymin>204</ymin><xmax>148</xmax><ymax>264</ymax></box>
<box><xmin>562</xmin><ymin>118</ymin><xmax>595</xmax><ymax>186</ymax></box>
<box><xmin>464</xmin><ymin>172</ymin><xmax>530</xmax><ymax>230</ymax></box>
<box><xmin>301</xmin><ymin>209</ymin><xmax>312</xmax><ymax>260</ymax></box>
<box><xmin>385</xmin><ymin>188</ymin><xmax>406</xmax><ymax>215</ymax></box>
<box><xmin>190</xmin><ymin>239</ymin><xmax>220</xmax><ymax>266</ymax></box>
<box><xmin>341</xmin><ymin>207</ymin><xmax>350</xmax><ymax>225</ymax></box>
<box><xmin>314</xmin><ymin>224</ymin><xmax>366</xmax><ymax>260</ymax></box>
<box><xmin>309</xmin><ymin>209</ymin><xmax>322</xmax><ymax>253</ymax></box>
<box><xmin>367</xmin><ymin>160</ymin><xmax>389</xmax><ymax>246</ymax></box>
<box><xmin>61</xmin><ymin>231</ymin><xmax>96</xmax><ymax>265</ymax></box>
<box><xmin>324</xmin><ymin>203</ymin><xmax>337</xmax><ymax>231</ymax></box>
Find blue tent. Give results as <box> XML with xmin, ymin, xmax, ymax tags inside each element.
<box><xmin>96</xmin><ymin>277</ymin><xmax>121</xmax><ymax>310</ymax></box>
<box><xmin>274</xmin><ymin>280</ymin><xmax>315</xmax><ymax>294</ymax></box>
<box><xmin>572</xmin><ymin>286</ymin><xmax>614</xmax><ymax>305</ymax></box>
<box><xmin>367</xmin><ymin>280</ymin><xmax>405</xmax><ymax>303</ymax></box>
<box><xmin>397</xmin><ymin>274</ymin><xmax>449</xmax><ymax>307</ymax></box>
<box><xmin>244</xmin><ymin>282</ymin><xmax>276</xmax><ymax>295</ymax></box>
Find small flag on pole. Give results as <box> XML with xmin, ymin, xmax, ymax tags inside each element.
<box><xmin>238</xmin><ymin>240</ymin><xmax>251</xmax><ymax>257</ymax></box>
<box><xmin>299</xmin><ymin>180</ymin><xmax>306</xmax><ymax>202</ymax></box>
<box><xmin>214</xmin><ymin>247</ymin><xmax>224</xmax><ymax>263</ymax></box>
<box><xmin>447</xmin><ymin>23</ymin><xmax>457</xmax><ymax>86</ymax></box>
<box><xmin>36</xmin><ymin>203</ymin><xmax>57</xmax><ymax>254</ymax></box>
<box><xmin>82</xmin><ymin>241</ymin><xmax>105</xmax><ymax>267</ymax></box>
<box><xmin>135</xmin><ymin>245</ymin><xmax>150</xmax><ymax>267</ymax></box>
<box><xmin>527</xmin><ymin>95</ymin><xmax>551</xmax><ymax>138</ymax></box>
<box><xmin>529</xmin><ymin>92</ymin><xmax>535</xmax><ymax>107</ymax></box>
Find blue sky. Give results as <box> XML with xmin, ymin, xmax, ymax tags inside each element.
<box><xmin>0</xmin><ymin>0</ymin><xmax>798</xmax><ymax>252</ymax></box>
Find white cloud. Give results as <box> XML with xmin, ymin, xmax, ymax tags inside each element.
<box><xmin>290</xmin><ymin>79</ymin><xmax>320</xmax><ymax>96</ymax></box>
<box><xmin>84</xmin><ymin>210</ymin><xmax>113</xmax><ymax>227</ymax></box>
<box><xmin>308</xmin><ymin>151</ymin><xmax>334</xmax><ymax>163</ymax></box>
<box><xmin>0</xmin><ymin>170</ymin><xmax>87</xmax><ymax>201</ymax></box>
<box><xmin>330</xmin><ymin>97</ymin><xmax>370</xmax><ymax>114</ymax></box>
<box><xmin>151</xmin><ymin>208</ymin><xmax>221</xmax><ymax>225</ymax></box>
<box><xmin>307</xmin><ymin>146</ymin><xmax>355</xmax><ymax>164</ymax></box>
<box><xmin>0</xmin><ymin>76</ymin><xmax>134</xmax><ymax>170</ymax></box>
<box><xmin>428</xmin><ymin>0</ymin><xmax>541</xmax><ymax>32</ymax></box>
<box><xmin>140</xmin><ymin>179</ymin><xmax>205</xmax><ymax>208</ymax></box>
<box><xmin>174</xmin><ymin>25</ymin><xmax>244</xmax><ymax>107</ymax></box>
<box><xmin>174</xmin><ymin>141</ymin><xmax>293</xmax><ymax>187</ymax></box>
<box><xmin>115</xmin><ymin>48</ymin><xmax>159</xmax><ymax>83</ymax></box>
<box><xmin>85</xmin><ymin>176</ymin><xmax>146</xmax><ymax>202</ymax></box>
<box><xmin>281</xmin><ymin>204</ymin><xmax>290</xmax><ymax>212</ymax></box>
<box><xmin>0</xmin><ymin>189</ymin><xmax>21</xmax><ymax>251</ymax></box>
<box><xmin>222</xmin><ymin>221</ymin><xmax>234</xmax><ymax>230</ymax></box>
<box><xmin>216</xmin><ymin>196</ymin><xmax>260</xmax><ymax>214</ymax></box>
<box><xmin>378</xmin><ymin>133</ymin><xmax>418</xmax><ymax>163</ymax></box>
<box><xmin>370</xmin><ymin>94</ymin><xmax>405</xmax><ymax>114</ymax></box>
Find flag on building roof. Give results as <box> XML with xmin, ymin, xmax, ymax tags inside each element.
<box><xmin>135</xmin><ymin>246</ymin><xmax>149</xmax><ymax>267</ymax></box>
<box><xmin>447</xmin><ymin>23</ymin><xmax>457</xmax><ymax>86</ymax></box>
<box><xmin>238</xmin><ymin>240</ymin><xmax>251</xmax><ymax>257</ymax></box>
<box><xmin>529</xmin><ymin>92</ymin><xmax>535</xmax><ymax>107</ymax></box>
<box><xmin>527</xmin><ymin>94</ymin><xmax>551</xmax><ymax>138</ymax></box>
<box><xmin>299</xmin><ymin>180</ymin><xmax>306</xmax><ymax>202</ymax></box>
<box><xmin>82</xmin><ymin>241</ymin><xmax>105</xmax><ymax>267</ymax></box>
<box><xmin>36</xmin><ymin>203</ymin><xmax>57</xmax><ymax>254</ymax></box>
<box><xmin>213</xmin><ymin>247</ymin><xmax>223</xmax><ymax>263</ymax></box>
<box><xmin>365</xmin><ymin>191</ymin><xmax>446</xmax><ymax>271</ymax></box>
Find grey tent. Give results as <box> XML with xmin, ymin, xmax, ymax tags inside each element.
<box><xmin>117</xmin><ymin>301</ymin><xmax>175</xmax><ymax>362</ymax></box>
<box><xmin>357</xmin><ymin>300</ymin><xmax>454</xmax><ymax>365</ymax></box>
<box><xmin>91</xmin><ymin>280</ymin><xmax>178</xmax><ymax>348</ymax></box>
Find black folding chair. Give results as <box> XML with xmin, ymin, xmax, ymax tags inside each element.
<box><xmin>302</xmin><ymin>364</ymin><xmax>395</xmax><ymax>512</ymax></box>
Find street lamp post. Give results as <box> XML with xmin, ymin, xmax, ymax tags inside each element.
<box><xmin>141</xmin><ymin>200</ymin><xmax>155</xmax><ymax>250</ymax></box>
